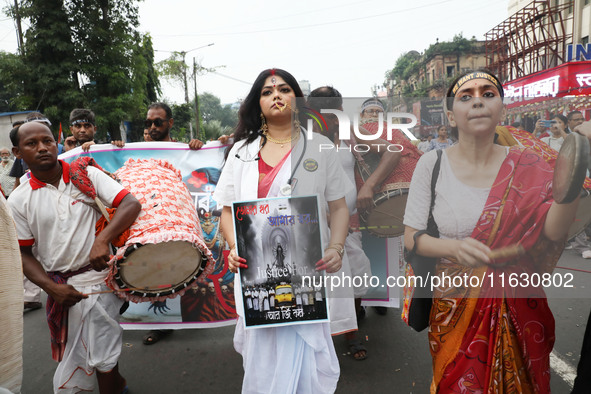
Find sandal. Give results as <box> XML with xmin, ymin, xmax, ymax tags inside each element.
<box><xmin>348</xmin><ymin>338</ymin><xmax>368</xmax><ymax>361</ymax></box>
<box><xmin>142</xmin><ymin>329</ymin><xmax>171</xmax><ymax>345</ymax></box>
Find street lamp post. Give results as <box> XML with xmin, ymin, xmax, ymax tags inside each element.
<box><xmin>193</xmin><ymin>57</ymin><xmax>200</xmax><ymax>140</ymax></box>
<box><xmin>165</xmin><ymin>43</ymin><xmax>214</xmax><ymax>140</ymax></box>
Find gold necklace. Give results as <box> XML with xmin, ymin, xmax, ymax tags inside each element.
<box><xmin>263</xmin><ymin>131</ymin><xmax>299</xmax><ymax>148</ymax></box>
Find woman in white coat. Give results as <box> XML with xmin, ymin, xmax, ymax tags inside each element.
<box><xmin>214</xmin><ymin>68</ymin><xmax>351</xmax><ymax>394</ymax></box>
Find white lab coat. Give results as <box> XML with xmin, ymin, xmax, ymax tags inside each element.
<box><xmin>214</xmin><ymin>132</ymin><xmax>352</xmax><ymax>394</ymax></box>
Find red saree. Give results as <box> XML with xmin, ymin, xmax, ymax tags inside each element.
<box><xmin>257</xmin><ymin>150</ymin><xmax>291</xmax><ymax>198</ymax></box>
<box><xmin>430</xmin><ymin>147</ymin><xmax>566</xmax><ymax>393</ymax></box>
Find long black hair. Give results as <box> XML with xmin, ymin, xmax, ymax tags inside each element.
<box><xmin>226</xmin><ymin>68</ymin><xmax>305</xmax><ymax>159</ymax></box>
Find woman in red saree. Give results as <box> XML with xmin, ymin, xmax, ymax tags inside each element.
<box><xmin>404</xmin><ymin>70</ymin><xmax>582</xmax><ymax>393</ymax></box>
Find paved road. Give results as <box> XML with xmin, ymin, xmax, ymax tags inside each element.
<box><xmin>21</xmin><ymin>249</ymin><xmax>590</xmax><ymax>393</ymax></box>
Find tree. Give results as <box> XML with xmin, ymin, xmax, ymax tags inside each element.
<box><xmin>170</xmin><ymin>102</ymin><xmax>193</xmax><ymax>142</ymax></box>
<box><xmin>389</xmin><ymin>51</ymin><xmax>422</xmax><ymax>82</ymax></box>
<box><xmin>0</xmin><ymin>51</ymin><xmax>28</xmax><ymax>111</ymax></box>
<box><xmin>5</xmin><ymin>0</ymin><xmax>160</xmax><ymax>142</ymax></box>
<box><xmin>19</xmin><ymin>0</ymin><xmax>84</xmax><ymax>122</ymax></box>
<box><xmin>157</xmin><ymin>52</ymin><xmax>189</xmax><ymax>103</ymax></box>
<box><xmin>68</xmin><ymin>0</ymin><xmax>143</xmax><ymax>140</ymax></box>
<box><xmin>423</xmin><ymin>33</ymin><xmax>476</xmax><ymax>59</ymax></box>
<box><xmin>199</xmin><ymin>92</ymin><xmax>238</xmax><ymax>129</ymax></box>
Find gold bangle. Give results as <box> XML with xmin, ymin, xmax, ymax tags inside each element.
<box><xmin>228</xmin><ymin>243</ymin><xmax>236</xmax><ymax>251</ymax></box>
<box><xmin>325</xmin><ymin>245</ymin><xmax>344</xmax><ymax>258</ymax></box>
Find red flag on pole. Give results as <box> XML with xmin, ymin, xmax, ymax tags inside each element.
<box><xmin>58</xmin><ymin>122</ymin><xmax>63</xmax><ymax>144</ymax></box>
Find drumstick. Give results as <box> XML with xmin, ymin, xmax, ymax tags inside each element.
<box><xmin>95</xmin><ymin>197</ymin><xmax>110</xmax><ymax>223</ymax></box>
<box><xmin>488</xmin><ymin>244</ymin><xmax>525</xmax><ymax>260</ymax></box>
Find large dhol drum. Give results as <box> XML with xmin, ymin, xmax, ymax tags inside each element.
<box><xmin>107</xmin><ymin>159</ymin><xmax>215</xmax><ymax>303</ymax></box>
<box><xmin>356</xmin><ymin>151</ymin><xmax>409</xmax><ymax>237</ymax></box>
<box><xmin>354</xmin><ymin>120</ymin><xmax>422</xmax><ymax>237</ymax></box>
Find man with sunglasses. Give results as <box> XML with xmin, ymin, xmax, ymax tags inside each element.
<box><xmin>140</xmin><ymin>102</ymin><xmax>204</xmax><ymax>346</ymax></box>
<box><xmin>144</xmin><ymin>102</ymin><xmax>204</xmax><ymax>149</ymax></box>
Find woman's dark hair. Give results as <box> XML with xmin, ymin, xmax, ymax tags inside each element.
<box><xmin>445</xmin><ymin>69</ymin><xmax>504</xmax><ymax>140</ymax></box>
<box><xmin>551</xmin><ymin>114</ymin><xmax>568</xmax><ymax>129</ymax></box>
<box><xmin>226</xmin><ymin>68</ymin><xmax>304</xmax><ymax>159</ymax></box>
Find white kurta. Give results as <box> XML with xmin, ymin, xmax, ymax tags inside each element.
<box><xmin>214</xmin><ymin>132</ymin><xmax>352</xmax><ymax>393</ymax></box>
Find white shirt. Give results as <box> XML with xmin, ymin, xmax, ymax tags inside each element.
<box><xmin>8</xmin><ymin>161</ymin><xmax>129</xmax><ymax>274</ymax></box>
<box><xmin>540</xmin><ymin>136</ymin><xmax>564</xmax><ymax>152</ymax></box>
<box><xmin>404</xmin><ymin>149</ymin><xmax>492</xmax><ymax>240</ymax></box>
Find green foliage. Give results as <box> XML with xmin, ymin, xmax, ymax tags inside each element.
<box><xmin>0</xmin><ymin>51</ymin><xmax>29</xmax><ymax>111</ymax></box>
<box><xmin>201</xmin><ymin>119</ymin><xmax>224</xmax><ymax>141</ymax></box>
<box><xmin>168</xmin><ymin>94</ymin><xmax>238</xmax><ymax>142</ymax></box>
<box><xmin>1</xmin><ymin>0</ymin><xmax>160</xmax><ymax>142</ymax></box>
<box><xmin>390</xmin><ymin>51</ymin><xmax>422</xmax><ymax>81</ymax></box>
<box><xmin>423</xmin><ymin>33</ymin><xmax>477</xmax><ymax>60</ymax></box>
<box><xmin>20</xmin><ymin>0</ymin><xmax>84</xmax><ymax>122</ymax></box>
<box><xmin>156</xmin><ymin>52</ymin><xmax>188</xmax><ymax>91</ymax></box>
<box><xmin>171</xmin><ymin>102</ymin><xmax>193</xmax><ymax>142</ymax></box>
<box><xmin>199</xmin><ymin>92</ymin><xmax>238</xmax><ymax>130</ymax></box>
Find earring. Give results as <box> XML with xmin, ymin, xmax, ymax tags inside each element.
<box><xmin>260</xmin><ymin>112</ymin><xmax>268</xmax><ymax>133</ymax></box>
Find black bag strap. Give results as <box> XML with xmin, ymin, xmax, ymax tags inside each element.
<box><xmin>409</xmin><ymin>149</ymin><xmax>442</xmax><ymax>256</ymax></box>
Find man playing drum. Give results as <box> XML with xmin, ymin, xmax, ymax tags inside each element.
<box><xmin>8</xmin><ymin>121</ymin><xmax>141</xmax><ymax>394</ymax></box>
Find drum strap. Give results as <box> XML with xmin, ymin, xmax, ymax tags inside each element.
<box><xmin>409</xmin><ymin>149</ymin><xmax>442</xmax><ymax>255</ymax></box>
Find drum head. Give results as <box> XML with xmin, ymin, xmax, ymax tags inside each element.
<box><xmin>554</xmin><ymin>133</ymin><xmax>590</xmax><ymax>204</ymax></box>
<box><xmin>364</xmin><ymin>189</ymin><xmax>408</xmax><ymax>237</ymax></box>
<box><xmin>115</xmin><ymin>241</ymin><xmax>205</xmax><ymax>297</ymax></box>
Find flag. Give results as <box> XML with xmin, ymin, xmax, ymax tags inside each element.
<box><xmin>58</xmin><ymin>122</ymin><xmax>63</xmax><ymax>144</ymax></box>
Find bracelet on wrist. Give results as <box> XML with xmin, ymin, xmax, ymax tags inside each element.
<box><xmin>325</xmin><ymin>244</ymin><xmax>344</xmax><ymax>258</ymax></box>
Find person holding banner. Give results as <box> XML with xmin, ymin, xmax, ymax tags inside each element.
<box><xmin>215</xmin><ymin>68</ymin><xmax>350</xmax><ymax>393</ymax></box>
<box><xmin>140</xmin><ymin>102</ymin><xmax>206</xmax><ymax>345</ymax></box>
<box><xmin>404</xmin><ymin>69</ymin><xmax>583</xmax><ymax>393</ymax></box>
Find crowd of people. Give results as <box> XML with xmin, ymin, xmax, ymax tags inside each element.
<box><xmin>2</xmin><ymin>67</ymin><xmax>591</xmax><ymax>394</ymax></box>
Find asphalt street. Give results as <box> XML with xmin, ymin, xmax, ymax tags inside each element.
<box><xmin>20</xmin><ymin>248</ymin><xmax>591</xmax><ymax>394</ymax></box>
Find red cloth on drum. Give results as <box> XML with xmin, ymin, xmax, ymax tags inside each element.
<box><xmin>45</xmin><ymin>265</ymin><xmax>93</xmax><ymax>362</ymax></box>
<box><xmin>95</xmin><ymin>207</ymin><xmax>130</xmax><ymax>247</ymax></box>
<box><xmin>497</xmin><ymin>126</ymin><xmax>591</xmax><ymax>190</ymax></box>
<box><xmin>354</xmin><ymin>121</ymin><xmax>423</xmax><ymax>190</ymax></box>
<box><xmin>69</xmin><ymin>157</ymin><xmax>113</xmax><ymax>199</ymax></box>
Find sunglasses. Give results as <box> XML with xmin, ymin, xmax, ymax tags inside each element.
<box><xmin>144</xmin><ymin>118</ymin><xmax>168</xmax><ymax>128</ymax></box>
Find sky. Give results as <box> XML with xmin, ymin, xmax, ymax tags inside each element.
<box><xmin>0</xmin><ymin>0</ymin><xmax>510</xmax><ymax>105</ymax></box>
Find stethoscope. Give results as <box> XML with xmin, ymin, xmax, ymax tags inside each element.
<box><xmin>235</xmin><ymin>127</ymin><xmax>308</xmax><ymax>194</ymax></box>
